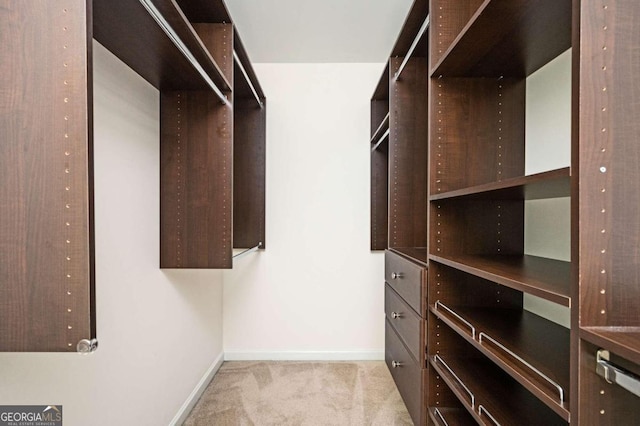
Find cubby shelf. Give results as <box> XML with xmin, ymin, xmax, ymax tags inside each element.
<box><xmin>429</xmin><ymin>167</ymin><xmax>570</xmax><ymax>201</ymax></box>
<box><xmin>428</xmin><ymin>407</ymin><xmax>475</xmax><ymax>426</ymax></box>
<box><xmin>430</xmin><ymin>0</ymin><xmax>572</xmax><ymax>77</ymax></box>
<box><xmin>430</xmin><ymin>354</ymin><xmax>567</xmax><ymax>425</ymax></box>
<box><xmin>581</xmin><ymin>327</ymin><xmax>640</xmax><ymax>366</ymax></box>
<box><xmin>389</xmin><ymin>247</ymin><xmax>428</xmax><ymax>266</ymax></box>
<box><xmin>431</xmin><ymin>304</ymin><xmax>570</xmax><ymax>419</ymax></box>
<box><xmin>430</xmin><ymin>254</ymin><xmax>570</xmax><ymax>306</ymax></box>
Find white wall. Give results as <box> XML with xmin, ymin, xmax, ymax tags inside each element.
<box><xmin>223</xmin><ymin>63</ymin><xmax>386</xmax><ymax>360</ymax></box>
<box><xmin>524</xmin><ymin>49</ymin><xmax>572</xmax><ymax>328</ymax></box>
<box><xmin>0</xmin><ymin>42</ymin><xmax>225</xmax><ymax>426</ymax></box>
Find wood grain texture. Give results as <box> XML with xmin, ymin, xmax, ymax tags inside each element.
<box><xmin>431</xmin><ymin>0</ymin><xmax>572</xmax><ymax>77</ymax></box>
<box><xmin>160</xmin><ymin>91</ymin><xmax>233</xmax><ymax>268</ymax></box>
<box><xmin>385</xmin><ymin>250</ymin><xmax>426</xmax><ymax>316</ymax></box>
<box><xmin>389</xmin><ymin>57</ymin><xmax>429</xmax><ymax>249</ymax></box>
<box><xmin>233</xmin><ymin>98</ymin><xmax>266</xmax><ymax>249</ymax></box>
<box><xmin>93</xmin><ymin>0</ymin><xmax>230</xmax><ymax>91</ymax></box>
<box><xmin>386</xmin><ymin>284</ymin><xmax>426</xmax><ymax>364</ymax></box>
<box><xmin>391</xmin><ymin>0</ymin><xmax>429</xmax><ymax>58</ymax></box>
<box><xmin>193</xmin><ymin>23</ymin><xmax>233</xmax><ymax>87</ymax></box>
<box><xmin>430</xmin><ymin>77</ymin><xmax>525</xmax><ymax>194</ymax></box>
<box><xmin>385</xmin><ymin>320</ymin><xmax>427</xmax><ymax>426</ymax></box>
<box><xmin>370</xmin><ymin>142</ymin><xmax>388</xmax><ymax>251</ymax></box>
<box><xmin>0</xmin><ymin>0</ymin><xmax>93</xmax><ymax>351</ymax></box>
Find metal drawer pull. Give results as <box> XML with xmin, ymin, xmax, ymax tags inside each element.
<box><xmin>596</xmin><ymin>349</ymin><xmax>640</xmax><ymax>398</ymax></box>
<box><xmin>392</xmin><ymin>361</ymin><xmax>403</xmax><ymax>368</ymax></box>
<box><xmin>435</xmin><ymin>301</ymin><xmax>476</xmax><ymax>339</ymax></box>
<box><xmin>391</xmin><ymin>312</ymin><xmax>402</xmax><ymax>319</ymax></box>
<box><xmin>479</xmin><ymin>405</ymin><xmax>500</xmax><ymax>426</ymax></box>
<box><xmin>479</xmin><ymin>332</ymin><xmax>564</xmax><ymax>401</ymax></box>
<box><xmin>391</xmin><ymin>272</ymin><xmax>404</xmax><ymax>280</ymax></box>
<box><xmin>434</xmin><ymin>408</ymin><xmax>449</xmax><ymax>426</ymax></box>
<box><xmin>435</xmin><ymin>354</ymin><xmax>475</xmax><ymax>408</ymax></box>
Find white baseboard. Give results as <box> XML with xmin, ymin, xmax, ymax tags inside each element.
<box><xmin>169</xmin><ymin>352</ymin><xmax>224</xmax><ymax>426</ymax></box>
<box><xmin>224</xmin><ymin>351</ymin><xmax>384</xmax><ymax>361</ymax></box>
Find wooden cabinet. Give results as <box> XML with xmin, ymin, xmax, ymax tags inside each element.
<box><xmin>385</xmin><ymin>249</ymin><xmax>428</xmax><ymax>425</ymax></box>
<box><xmin>379</xmin><ymin>0</ymin><xmax>640</xmax><ymax>423</ymax></box>
<box><xmin>0</xmin><ymin>0</ymin><xmax>265</xmax><ymax>351</ymax></box>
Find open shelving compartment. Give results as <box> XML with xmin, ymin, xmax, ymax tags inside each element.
<box><xmin>428</xmin><ymin>0</ymin><xmax>574</xmax><ymax>422</ymax></box>
<box><xmin>370</xmin><ymin>0</ymin><xmax>429</xmax><ymax>255</ymax></box>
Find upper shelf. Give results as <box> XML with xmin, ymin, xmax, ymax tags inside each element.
<box><xmin>430</xmin><ymin>0</ymin><xmax>572</xmax><ymax>77</ymax></box>
<box><xmin>93</xmin><ymin>0</ymin><xmax>231</xmax><ymax>92</ymax></box>
<box><xmin>430</xmin><ymin>254</ymin><xmax>571</xmax><ymax>306</ymax></box>
<box><xmin>233</xmin><ymin>29</ymin><xmax>265</xmax><ymax>105</ymax></box>
<box><xmin>430</xmin><ymin>168</ymin><xmax>570</xmax><ymax>201</ymax></box>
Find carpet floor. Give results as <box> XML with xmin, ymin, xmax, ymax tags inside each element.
<box><xmin>183</xmin><ymin>361</ymin><xmax>413</xmax><ymax>426</ymax></box>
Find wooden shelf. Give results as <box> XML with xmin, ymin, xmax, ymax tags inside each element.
<box><xmin>430</xmin><ymin>0</ymin><xmax>572</xmax><ymax>77</ymax></box>
<box><xmin>431</xmin><ymin>355</ymin><xmax>567</xmax><ymax>425</ymax></box>
<box><xmin>389</xmin><ymin>247</ymin><xmax>428</xmax><ymax>267</ymax></box>
<box><xmin>429</xmin><ymin>254</ymin><xmax>570</xmax><ymax>306</ymax></box>
<box><xmin>431</xmin><ymin>305</ymin><xmax>570</xmax><ymax>420</ymax></box>
<box><xmin>430</xmin><ymin>167</ymin><xmax>570</xmax><ymax>201</ymax></box>
<box><xmin>581</xmin><ymin>327</ymin><xmax>640</xmax><ymax>366</ymax></box>
<box><xmin>428</xmin><ymin>407</ymin><xmax>475</xmax><ymax>425</ymax></box>
<box><xmin>94</xmin><ymin>0</ymin><xmax>231</xmax><ymax>91</ymax></box>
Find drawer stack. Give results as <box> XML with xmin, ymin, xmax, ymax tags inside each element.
<box><xmin>384</xmin><ymin>249</ymin><xmax>427</xmax><ymax>424</ymax></box>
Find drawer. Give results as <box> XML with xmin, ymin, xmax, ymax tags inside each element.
<box><xmin>385</xmin><ymin>284</ymin><xmax>425</xmax><ymax>364</ymax></box>
<box><xmin>386</xmin><ymin>320</ymin><xmax>425</xmax><ymax>425</ymax></box>
<box><xmin>385</xmin><ymin>250</ymin><xmax>425</xmax><ymax>314</ymax></box>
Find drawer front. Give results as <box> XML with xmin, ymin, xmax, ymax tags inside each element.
<box><xmin>385</xmin><ymin>284</ymin><xmax>424</xmax><ymax>364</ymax></box>
<box><xmin>386</xmin><ymin>320</ymin><xmax>423</xmax><ymax>425</ymax></box>
<box><xmin>385</xmin><ymin>250</ymin><xmax>425</xmax><ymax>314</ymax></box>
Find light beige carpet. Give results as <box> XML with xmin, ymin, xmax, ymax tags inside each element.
<box><xmin>183</xmin><ymin>361</ymin><xmax>412</xmax><ymax>426</ymax></box>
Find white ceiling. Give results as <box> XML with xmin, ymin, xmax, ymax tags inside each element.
<box><xmin>224</xmin><ymin>0</ymin><xmax>414</xmax><ymax>63</ymax></box>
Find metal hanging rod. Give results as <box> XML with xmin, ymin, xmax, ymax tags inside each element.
<box><xmin>371</xmin><ymin>128</ymin><xmax>390</xmax><ymax>152</ymax></box>
<box><xmin>233</xmin><ymin>242</ymin><xmax>263</xmax><ymax>259</ymax></box>
<box><xmin>233</xmin><ymin>51</ymin><xmax>264</xmax><ymax>108</ymax></box>
<box><xmin>395</xmin><ymin>15</ymin><xmax>430</xmax><ymax>80</ymax></box>
<box><xmin>138</xmin><ymin>0</ymin><xmax>230</xmax><ymax>106</ymax></box>
<box><xmin>370</xmin><ymin>112</ymin><xmax>390</xmax><ymax>144</ymax></box>
<box><xmin>597</xmin><ymin>349</ymin><xmax>640</xmax><ymax>398</ymax></box>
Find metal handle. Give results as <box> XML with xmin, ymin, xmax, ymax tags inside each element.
<box><xmin>434</xmin><ymin>301</ymin><xmax>476</xmax><ymax>339</ymax></box>
<box><xmin>597</xmin><ymin>349</ymin><xmax>640</xmax><ymax>398</ymax></box>
<box><xmin>391</xmin><ymin>312</ymin><xmax>402</xmax><ymax>319</ymax></box>
<box><xmin>77</xmin><ymin>338</ymin><xmax>98</xmax><ymax>354</ymax></box>
<box><xmin>392</xmin><ymin>361</ymin><xmax>403</xmax><ymax>368</ymax></box>
<box><xmin>434</xmin><ymin>408</ymin><xmax>449</xmax><ymax>426</ymax></box>
<box><xmin>391</xmin><ymin>272</ymin><xmax>403</xmax><ymax>280</ymax></box>
<box><xmin>434</xmin><ymin>354</ymin><xmax>475</xmax><ymax>408</ymax></box>
<box><xmin>479</xmin><ymin>405</ymin><xmax>500</xmax><ymax>426</ymax></box>
<box><xmin>479</xmin><ymin>332</ymin><xmax>564</xmax><ymax>401</ymax></box>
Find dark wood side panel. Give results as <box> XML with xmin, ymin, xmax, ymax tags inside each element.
<box><xmin>389</xmin><ymin>57</ymin><xmax>429</xmax><ymax>248</ymax></box>
<box><xmin>160</xmin><ymin>91</ymin><xmax>233</xmax><ymax>268</ymax></box>
<box><xmin>233</xmin><ymin>98</ymin><xmax>266</xmax><ymax>249</ymax></box>
<box><xmin>193</xmin><ymin>23</ymin><xmax>233</xmax><ymax>87</ymax></box>
<box><xmin>0</xmin><ymin>1</ymin><xmax>93</xmax><ymax>351</ymax></box>
<box><xmin>371</xmin><ymin>142</ymin><xmax>388</xmax><ymax>250</ymax></box>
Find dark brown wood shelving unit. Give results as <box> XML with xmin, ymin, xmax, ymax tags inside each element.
<box><xmin>430</xmin><ymin>255</ymin><xmax>571</xmax><ymax>306</ymax></box>
<box><xmin>580</xmin><ymin>328</ymin><xmax>640</xmax><ymax>367</ymax></box>
<box><xmin>431</xmin><ymin>305</ymin><xmax>570</xmax><ymax>419</ymax></box>
<box><xmin>431</xmin><ymin>353</ymin><xmax>567</xmax><ymax>425</ymax></box>
<box><xmin>1</xmin><ymin>0</ymin><xmax>265</xmax><ymax>351</ymax></box>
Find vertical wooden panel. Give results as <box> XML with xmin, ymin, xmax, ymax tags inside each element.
<box><xmin>233</xmin><ymin>98</ymin><xmax>266</xmax><ymax>249</ymax></box>
<box><xmin>0</xmin><ymin>1</ymin><xmax>93</xmax><ymax>351</ymax></box>
<box><xmin>371</xmin><ymin>142</ymin><xmax>389</xmax><ymax>250</ymax></box>
<box><xmin>160</xmin><ymin>91</ymin><xmax>233</xmax><ymax>269</ymax></box>
<box><xmin>389</xmin><ymin>56</ymin><xmax>429</xmax><ymax>248</ymax></box>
